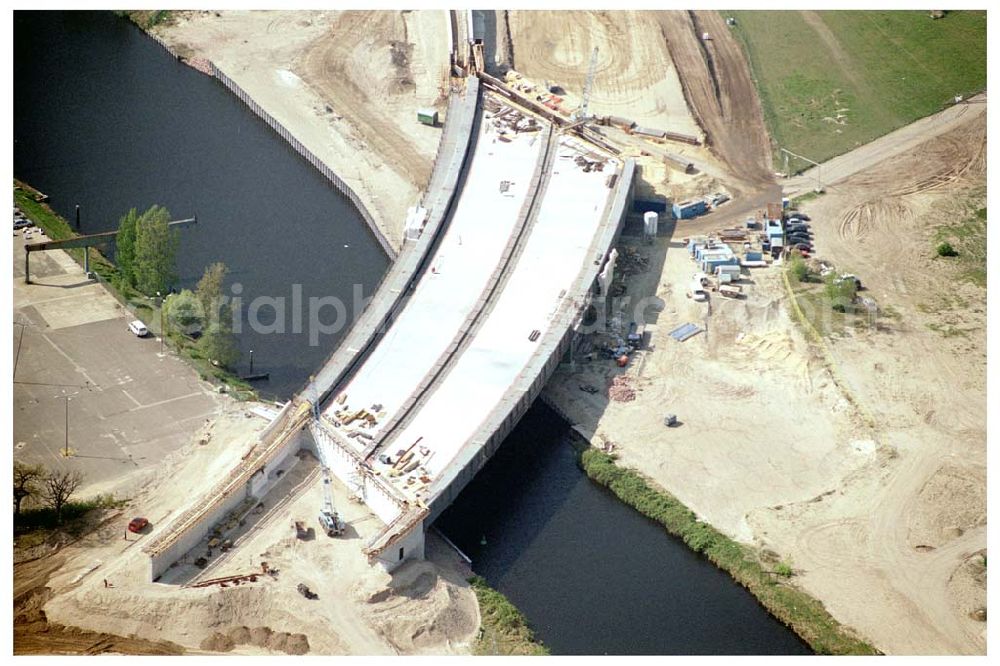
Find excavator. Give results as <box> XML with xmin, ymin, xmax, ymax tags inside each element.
<box><xmin>317</xmin><ymin>467</ymin><xmax>346</xmax><ymax>537</ymax></box>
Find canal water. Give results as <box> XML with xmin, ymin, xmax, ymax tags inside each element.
<box><xmin>13</xmin><ymin>10</ymin><xmax>388</xmax><ymax>399</ymax></box>
<box><xmin>435</xmin><ymin>402</ymin><xmax>811</xmax><ymax>655</ymax></box>
<box><xmin>13</xmin><ymin>11</ymin><xmax>811</xmax><ymax>655</ymax></box>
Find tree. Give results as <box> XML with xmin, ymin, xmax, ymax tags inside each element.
<box><xmin>788</xmin><ymin>254</ymin><xmax>809</xmax><ymax>283</ymax></box>
<box><xmin>825</xmin><ymin>272</ymin><xmax>858</xmax><ymax>312</ymax></box>
<box><xmin>115</xmin><ymin>207</ymin><xmax>140</xmax><ymax>289</ymax></box>
<box><xmin>194</xmin><ymin>263</ymin><xmax>239</xmax><ymax>368</ymax></box>
<box><xmin>133</xmin><ymin>205</ymin><xmax>179</xmax><ymax>296</ymax></box>
<box><xmin>163</xmin><ymin>289</ymin><xmax>204</xmax><ymax>336</ymax></box>
<box><xmin>13</xmin><ymin>461</ymin><xmax>45</xmax><ymax>516</ymax></box>
<box><xmin>42</xmin><ymin>470</ymin><xmax>84</xmax><ymax>522</ymax></box>
<box><xmin>198</xmin><ymin>321</ymin><xmax>241</xmax><ymax>369</ymax></box>
<box><xmin>195</xmin><ymin>262</ymin><xmax>228</xmax><ymax>326</ymax></box>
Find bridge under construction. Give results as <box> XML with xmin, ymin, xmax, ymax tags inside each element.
<box><xmin>143</xmin><ymin>37</ymin><xmax>635</xmax><ymax>581</ymax></box>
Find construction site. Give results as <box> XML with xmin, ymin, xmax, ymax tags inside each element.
<box><xmin>12</xmin><ymin>9</ymin><xmax>988</xmax><ymax>657</ymax></box>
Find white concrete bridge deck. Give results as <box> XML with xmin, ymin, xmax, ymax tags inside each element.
<box><xmin>324</xmin><ymin>92</ymin><xmax>545</xmax><ymax>436</ymax></box>
<box><xmin>378</xmin><ymin>136</ymin><xmax>618</xmax><ymax>493</ymax></box>
<box><xmin>322</xmin><ymin>129</ymin><xmax>620</xmax><ymax>509</ymax></box>
<box><xmin>144</xmin><ymin>78</ymin><xmax>634</xmax><ymax>577</ymax></box>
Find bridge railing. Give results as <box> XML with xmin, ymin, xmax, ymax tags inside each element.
<box><xmin>301</xmin><ymin>77</ymin><xmax>482</xmax><ymax>410</ymax></box>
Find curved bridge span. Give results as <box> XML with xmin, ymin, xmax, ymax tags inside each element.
<box><xmin>145</xmin><ymin>73</ymin><xmax>634</xmax><ymax>579</ymax></box>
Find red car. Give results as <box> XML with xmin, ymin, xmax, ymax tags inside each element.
<box><xmin>128</xmin><ymin>517</ymin><xmax>149</xmax><ymax>533</ymax></box>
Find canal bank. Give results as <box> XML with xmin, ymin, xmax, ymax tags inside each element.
<box><xmin>574</xmin><ymin>442</ymin><xmax>877</xmax><ymax>655</ymax></box>
<box><xmin>17</xmin><ymin>10</ymin><xmax>822</xmax><ymax>656</ymax></box>
<box><xmin>435</xmin><ymin>401</ymin><xmax>814</xmax><ymax>655</ymax></box>
<box><xmin>14</xmin><ymin>10</ymin><xmax>388</xmax><ymax>400</ymax></box>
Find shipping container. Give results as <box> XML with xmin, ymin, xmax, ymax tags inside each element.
<box><xmin>673</xmin><ymin>199</ymin><xmax>709</xmax><ymax>220</ymax></box>
<box><xmin>634</xmin><ymin>126</ymin><xmax>666</xmax><ymax>139</ymax></box>
<box><xmin>417</xmin><ymin>108</ymin><xmax>439</xmax><ymax>126</ymax></box>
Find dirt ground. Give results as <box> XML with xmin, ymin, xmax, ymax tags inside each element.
<box><xmin>15</xmin><ymin>403</ymin><xmax>479</xmax><ymax>655</ymax></box>
<box><xmin>544</xmin><ymin>104</ymin><xmax>986</xmax><ymax>654</ymax></box>
<box><xmin>506</xmin><ymin>10</ymin><xmax>701</xmax><ymax>141</ymax></box>
<box><xmin>158</xmin><ymin>10</ymin><xmax>451</xmax><ymax>251</ymax></box>
<box><xmin>656</xmin><ymin>11</ymin><xmax>776</xmax><ymax>193</ymax></box>
<box><xmin>19</xmin><ymin>9</ymin><xmax>986</xmax><ymax>657</ymax></box>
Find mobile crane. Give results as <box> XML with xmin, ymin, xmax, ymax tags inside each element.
<box><xmin>317</xmin><ymin>467</ymin><xmax>346</xmax><ymax>537</ymax></box>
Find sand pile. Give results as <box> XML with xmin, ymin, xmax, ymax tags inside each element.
<box><xmin>355</xmin><ymin>560</ymin><xmax>477</xmax><ymax>654</ymax></box>
<box><xmin>907</xmin><ymin>464</ymin><xmax>986</xmax><ymax>550</ymax></box>
<box><xmin>200</xmin><ymin>625</ymin><xmax>310</xmax><ymax>654</ymax></box>
<box><xmin>608</xmin><ymin>375</ymin><xmax>636</xmax><ymax>402</ymax></box>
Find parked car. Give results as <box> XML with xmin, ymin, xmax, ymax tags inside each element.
<box><xmin>14</xmin><ymin>218</ymin><xmax>33</xmax><ymax>230</ymax></box>
<box><xmin>838</xmin><ymin>274</ymin><xmax>863</xmax><ymax>290</ymax></box>
<box><xmin>128</xmin><ymin>320</ymin><xmax>149</xmax><ymax>337</ymax></box>
<box><xmin>793</xmin><ymin>243</ymin><xmax>813</xmax><ymax>252</ymax></box>
<box><xmin>786</xmin><ymin>223</ymin><xmax>811</xmax><ymax>234</ymax></box>
<box><xmin>128</xmin><ymin>516</ymin><xmax>149</xmax><ymax>533</ymax></box>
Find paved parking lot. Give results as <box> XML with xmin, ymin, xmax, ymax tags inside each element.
<box><xmin>12</xmin><ymin>229</ymin><xmax>220</xmax><ymax>494</ymax></box>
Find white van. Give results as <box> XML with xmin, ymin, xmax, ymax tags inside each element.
<box><xmin>128</xmin><ymin>320</ymin><xmax>149</xmax><ymax>337</ymax></box>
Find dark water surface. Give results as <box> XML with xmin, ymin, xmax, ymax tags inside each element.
<box><xmin>14</xmin><ymin>11</ymin><xmax>811</xmax><ymax>655</ymax></box>
<box><xmin>14</xmin><ymin>10</ymin><xmax>388</xmax><ymax>398</ymax></box>
<box><xmin>436</xmin><ymin>402</ymin><xmax>812</xmax><ymax>655</ymax></box>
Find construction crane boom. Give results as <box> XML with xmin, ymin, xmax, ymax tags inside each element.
<box><xmin>577</xmin><ymin>46</ymin><xmax>599</xmax><ymax>121</ymax></box>
<box><xmin>318</xmin><ymin>466</ymin><xmax>345</xmax><ymax>536</ymax></box>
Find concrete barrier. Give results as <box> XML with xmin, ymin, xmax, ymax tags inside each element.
<box><xmin>302</xmin><ymin>77</ymin><xmax>482</xmax><ymax>409</ymax></box>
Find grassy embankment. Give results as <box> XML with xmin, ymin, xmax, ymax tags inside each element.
<box><xmin>14</xmin><ymin>180</ymin><xmax>256</xmax><ymax>398</ymax></box>
<box><xmin>578</xmin><ymin>448</ymin><xmax>879</xmax><ymax>655</ymax></box>
<box><xmin>14</xmin><ymin>494</ymin><xmax>128</xmax><ymax>551</ymax></box>
<box><xmin>731</xmin><ymin>10</ymin><xmax>987</xmax><ymax>167</ymax></box>
<box><xmin>468</xmin><ymin>576</ymin><xmax>548</xmax><ymax>656</ymax></box>
<box><xmin>935</xmin><ymin>204</ymin><xmax>986</xmax><ymax>288</ymax></box>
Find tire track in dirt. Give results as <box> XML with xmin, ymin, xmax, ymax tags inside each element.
<box><xmin>298</xmin><ymin>11</ymin><xmax>435</xmax><ymax>189</ymax></box>
<box><xmin>656</xmin><ymin>10</ymin><xmax>776</xmax><ymax>192</ymax></box>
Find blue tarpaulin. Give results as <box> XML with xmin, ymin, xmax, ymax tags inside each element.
<box><xmin>668</xmin><ymin>323</ymin><xmax>702</xmax><ymax>342</ymax></box>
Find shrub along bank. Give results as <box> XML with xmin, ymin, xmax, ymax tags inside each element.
<box><xmin>578</xmin><ymin>448</ymin><xmax>879</xmax><ymax>655</ymax></box>
<box><xmin>468</xmin><ymin>576</ymin><xmax>548</xmax><ymax>656</ymax></box>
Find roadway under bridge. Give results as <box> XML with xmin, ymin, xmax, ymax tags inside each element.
<box><xmin>144</xmin><ymin>71</ymin><xmax>635</xmax><ymax>580</ymax></box>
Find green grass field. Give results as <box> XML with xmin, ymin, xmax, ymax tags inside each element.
<box><xmin>730</xmin><ymin>10</ymin><xmax>986</xmax><ymax>166</ymax></box>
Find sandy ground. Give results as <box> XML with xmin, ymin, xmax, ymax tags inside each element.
<box><xmin>19</xmin><ymin>9</ymin><xmax>986</xmax><ymax>657</ymax></box>
<box><xmin>506</xmin><ymin>10</ymin><xmax>701</xmax><ymax>141</ymax></box>
<box><xmin>158</xmin><ymin>10</ymin><xmax>451</xmax><ymax>251</ymax></box>
<box><xmin>544</xmin><ymin>103</ymin><xmax>986</xmax><ymax>654</ymax></box>
<box><xmin>18</xmin><ymin>403</ymin><xmax>479</xmax><ymax>655</ymax></box>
